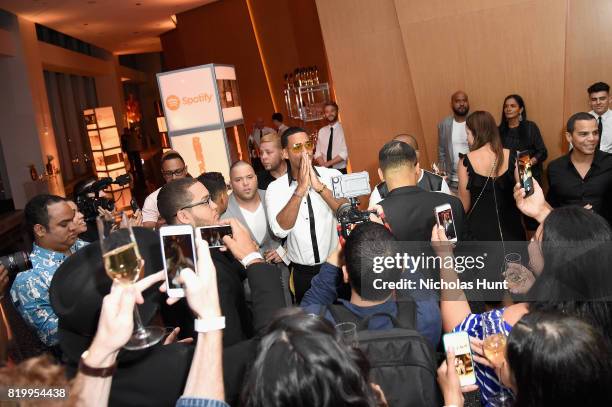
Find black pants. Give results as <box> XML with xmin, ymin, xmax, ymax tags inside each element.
<box><xmin>291</xmin><ymin>263</ymin><xmax>322</xmax><ymax>304</ymax></box>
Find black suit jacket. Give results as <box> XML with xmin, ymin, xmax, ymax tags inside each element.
<box><xmin>381</xmin><ymin>186</ymin><xmax>465</xmax><ymax>242</ymax></box>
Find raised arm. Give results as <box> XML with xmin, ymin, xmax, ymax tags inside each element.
<box><xmin>274</xmin><ymin>153</ymin><xmax>310</xmax><ymax>231</ymax></box>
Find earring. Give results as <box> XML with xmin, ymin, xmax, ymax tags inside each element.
<box><xmin>519</xmin><ymin>113</ymin><xmax>523</xmax><ymax>122</ymax></box>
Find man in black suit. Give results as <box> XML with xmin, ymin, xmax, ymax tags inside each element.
<box><xmin>377</xmin><ymin>140</ymin><xmax>465</xmax><ymax>242</ymax></box>
<box><xmin>157</xmin><ymin>177</ymin><xmax>288</xmax><ymax>346</ymax></box>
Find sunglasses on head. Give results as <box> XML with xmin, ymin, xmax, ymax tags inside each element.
<box><xmin>290</xmin><ymin>140</ymin><xmax>314</xmax><ymax>154</ymax></box>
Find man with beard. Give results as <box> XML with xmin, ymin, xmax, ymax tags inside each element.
<box><xmin>548</xmin><ymin>112</ymin><xmax>612</xmax><ymax>224</ymax></box>
<box><xmin>10</xmin><ymin>195</ymin><xmax>87</xmax><ymax>346</ymax></box>
<box><xmin>266</xmin><ymin>127</ymin><xmax>347</xmax><ymax>303</ymax></box>
<box><xmin>315</xmin><ymin>102</ymin><xmax>349</xmax><ymax>174</ymax></box>
<box><xmin>438</xmin><ymin>91</ymin><xmax>470</xmax><ymax>192</ymax></box>
<box><xmin>257</xmin><ymin>132</ymin><xmax>288</xmax><ymax>190</ymax></box>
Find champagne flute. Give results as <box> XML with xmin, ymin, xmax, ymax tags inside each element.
<box><xmin>483</xmin><ymin>318</ymin><xmax>512</xmax><ymax>406</ymax></box>
<box><xmin>97</xmin><ymin>213</ymin><xmax>164</xmax><ymax>350</ymax></box>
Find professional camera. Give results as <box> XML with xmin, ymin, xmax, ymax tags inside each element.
<box><xmin>76</xmin><ymin>174</ymin><xmax>131</xmax><ymax>222</ymax></box>
<box><xmin>331</xmin><ymin>171</ymin><xmax>375</xmax><ymax>239</ymax></box>
<box><xmin>0</xmin><ymin>251</ymin><xmax>31</xmax><ymax>275</ymax></box>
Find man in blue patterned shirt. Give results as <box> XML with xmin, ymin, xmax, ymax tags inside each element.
<box><xmin>10</xmin><ymin>194</ymin><xmax>88</xmax><ymax>347</ymax></box>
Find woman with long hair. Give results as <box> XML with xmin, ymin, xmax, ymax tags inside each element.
<box><xmin>434</xmin><ymin>188</ymin><xmax>612</xmax><ymax>406</ymax></box>
<box><xmin>457</xmin><ymin>111</ymin><xmax>525</xmax><ymax>241</ymax></box>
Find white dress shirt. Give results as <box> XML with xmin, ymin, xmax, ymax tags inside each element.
<box><xmin>277</xmin><ymin>123</ymin><xmax>289</xmax><ymax>136</ymax></box>
<box><xmin>590</xmin><ymin>109</ymin><xmax>612</xmax><ymax>153</ymax></box>
<box><xmin>265</xmin><ymin>166</ymin><xmax>341</xmax><ymax>265</ymax></box>
<box><xmin>315</xmin><ymin>122</ymin><xmax>348</xmax><ymax>169</ymax></box>
<box><xmin>142</xmin><ymin>187</ymin><xmax>161</xmax><ymax>223</ymax></box>
<box><xmin>368</xmin><ymin>170</ymin><xmax>451</xmax><ymax>206</ymax></box>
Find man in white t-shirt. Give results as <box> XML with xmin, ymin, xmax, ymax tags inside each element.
<box><xmin>437</xmin><ymin>91</ymin><xmax>470</xmax><ymax>192</ymax></box>
<box><xmin>142</xmin><ymin>150</ymin><xmax>188</xmax><ymax>228</ymax></box>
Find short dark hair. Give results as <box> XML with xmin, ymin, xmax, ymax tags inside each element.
<box><xmin>25</xmin><ymin>194</ymin><xmax>66</xmax><ymax>237</ymax></box>
<box><xmin>566</xmin><ymin>112</ymin><xmax>596</xmax><ymax>134</ymax></box>
<box><xmin>587</xmin><ymin>82</ymin><xmax>610</xmax><ymax>95</ymax></box>
<box><xmin>161</xmin><ymin>151</ymin><xmax>185</xmax><ymax>165</ymax></box>
<box><xmin>280</xmin><ymin>127</ymin><xmax>307</xmax><ymax>149</ymax></box>
<box><xmin>271</xmin><ymin>112</ymin><xmax>283</xmax><ymax>122</ymax></box>
<box><xmin>378</xmin><ymin>140</ymin><xmax>417</xmax><ymax>172</ymax></box>
<box><xmin>344</xmin><ymin>222</ymin><xmax>402</xmax><ymax>301</ymax></box>
<box><xmin>157</xmin><ymin>178</ymin><xmax>198</xmax><ymax>224</ymax></box>
<box><xmin>196</xmin><ymin>172</ymin><xmax>227</xmax><ymax>201</ymax></box>
<box><xmin>324</xmin><ymin>101</ymin><xmax>338</xmax><ymax>111</ymax></box>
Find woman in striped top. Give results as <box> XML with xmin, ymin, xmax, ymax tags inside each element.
<box><xmin>432</xmin><ymin>179</ymin><xmax>612</xmax><ymax>406</ymax></box>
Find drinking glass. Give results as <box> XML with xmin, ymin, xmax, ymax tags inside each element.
<box><xmin>483</xmin><ymin>318</ymin><xmax>512</xmax><ymax>406</ymax></box>
<box><xmin>503</xmin><ymin>253</ymin><xmax>525</xmax><ymax>285</ymax></box>
<box><xmin>97</xmin><ymin>213</ymin><xmax>164</xmax><ymax>350</ymax></box>
<box><xmin>335</xmin><ymin>322</ymin><xmax>358</xmax><ymax>347</ymax></box>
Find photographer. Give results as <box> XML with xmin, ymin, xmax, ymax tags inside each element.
<box><xmin>10</xmin><ymin>195</ymin><xmax>88</xmax><ymax>347</ymax></box>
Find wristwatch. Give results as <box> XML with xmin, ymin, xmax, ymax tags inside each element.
<box><xmin>315</xmin><ymin>184</ymin><xmax>326</xmax><ymax>194</ymax></box>
<box><xmin>78</xmin><ymin>350</ymin><xmax>117</xmax><ymax>378</ymax></box>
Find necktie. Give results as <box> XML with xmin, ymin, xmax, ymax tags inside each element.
<box><xmin>598</xmin><ymin>117</ymin><xmax>603</xmax><ymax>150</ymax></box>
<box><xmin>306</xmin><ymin>194</ymin><xmax>320</xmax><ymax>264</ymax></box>
<box><xmin>326</xmin><ymin>126</ymin><xmax>334</xmax><ymax>162</ymax></box>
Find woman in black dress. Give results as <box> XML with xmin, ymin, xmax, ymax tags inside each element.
<box><xmin>499</xmin><ymin>94</ymin><xmax>547</xmax><ymax>231</ymax></box>
<box><xmin>457</xmin><ymin>111</ymin><xmax>525</xmax><ymax>242</ymax></box>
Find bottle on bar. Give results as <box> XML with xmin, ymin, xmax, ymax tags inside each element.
<box><xmin>314</xmin><ymin>66</ymin><xmax>320</xmax><ymax>85</ymax></box>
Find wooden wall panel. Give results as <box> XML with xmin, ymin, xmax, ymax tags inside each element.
<box><xmin>314</xmin><ymin>0</ymin><xmax>426</xmax><ymax>183</ymax></box>
<box><xmin>563</xmin><ymin>0</ymin><xmax>612</xmax><ymax>124</ymax></box>
<box><xmin>395</xmin><ymin>0</ymin><xmax>567</xmax><ymax>166</ymax></box>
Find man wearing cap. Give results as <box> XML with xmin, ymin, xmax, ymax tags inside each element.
<box><xmin>10</xmin><ymin>194</ymin><xmax>88</xmax><ymax>347</ymax></box>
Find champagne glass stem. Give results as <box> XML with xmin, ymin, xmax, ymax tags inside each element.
<box><xmin>132</xmin><ymin>306</ymin><xmax>148</xmax><ymax>339</ymax></box>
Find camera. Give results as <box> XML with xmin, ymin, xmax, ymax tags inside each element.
<box><xmin>0</xmin><ymin>251</ymin><xmax>31</xmax><ymax>275</ymax></box>
<box><xmin>76</xmin><ymin>174</ymin><xmax>131</xmax><ymax>222</ymax></box>
<box><xmin>331</xmin><ymin>172</ymin><xmax>375</xmax><ymax>239</ymax></box>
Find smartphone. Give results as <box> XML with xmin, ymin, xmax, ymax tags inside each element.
<box><xmin>442</xmin><ymin>332</ymin><xmax>477</xmax><ymax>387</ymax></box>
<box><xmin>130</xmin><ymin>198</ymin><xmax>140</xmax><ymax>212</ymax></box>
<box><xmin>517</xmin><ymin>150</ymin><xmax>534</xmax><ymax>197</ymax></box>
<box><xmin>159</xmin><ymin>225</ymin><xmax>196</xmax><ymax>298</ymax></box>
<box><xmin>435</xmin><ymin>203</ymin><xmax>457</xmax><ymax>242</ymax></box>
<box><xmin>197</xmin><ymin>225</ymin><xmax>233</xmax><ymax>248</ymax></box>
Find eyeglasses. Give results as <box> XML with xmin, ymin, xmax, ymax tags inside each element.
<box><xmin>162</xmin><ymin>167</ymin><xmax>186</xmax><ymax>178</ymax></box>
<box><xmin>177</xmin><ymin>196</ymin><xmax>211</xmax><ymax>215</ymax></box>
<box><xmin>290</xmin><ymin>140</ymin><xmax>315</xmax><ymax>154</ymax></box>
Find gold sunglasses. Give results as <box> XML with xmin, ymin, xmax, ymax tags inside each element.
<box><xmin>290</xmin><ymin>140</ymin><xmax>315</xmax><ymax>154</ymax></box>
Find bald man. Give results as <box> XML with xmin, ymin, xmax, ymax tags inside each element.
<box><xmin>438</xmin><ymin>91</ymin><xmax>470</xmax><ymax>192</ymax></box>
<box><xmin>222</xmin><ymin>161</ymin><xmax>286</xmax><ymax>264</ymax></box>
<box><xmin>369</xmin><ymin>134</ymin><xmax>450</xmax><ymax>206</ymax></box>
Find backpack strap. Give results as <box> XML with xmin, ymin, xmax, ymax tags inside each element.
<box><xmin>326</xmin><ymin>304</ymin><xmax>363</xmax><ymax>328</ymax></box>
<box><xmin>395</xmin><ymin>301</ymin><xmax>417</xmax><ymax>330</ymax></box>
<box><xmin>328</xmin><ymin>303</ymin><xmax>410</xmax><ymax>331</ymax></box>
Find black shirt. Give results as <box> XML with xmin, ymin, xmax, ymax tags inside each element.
<box><xmin>547</xmin><ymin>150</ymin><xmax>612</xmax><ymax>222</ymax></box>
<box><xmin>257</xmin><ymin>170</ymin><xmax>277</xmax><ymax>190</ymax></box>
<box><xmin>499</xmin><ymin>120</ymin><xmax>548</xmax><ymax>180</ymax></box>
<box><xmin>380</xmin><ymin>185</ymin><xmax>465</xmax><ymax>242</ymax></box>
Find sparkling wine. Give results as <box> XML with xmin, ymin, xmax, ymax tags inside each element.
<box><xmin>103</xmin><ymin>242</ymin><xmax>141</xmax><ymax>284</ymax></box>
<box><xmin>483</xmin><ymin>333</ymin><xmax>507</xmax><ymax>366</ymax></box>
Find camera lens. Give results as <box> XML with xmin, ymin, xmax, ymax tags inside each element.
<box><xmin>0</xmin><ymin>251</ymin><xmax>32</xmax><ymax>275</ymax></box>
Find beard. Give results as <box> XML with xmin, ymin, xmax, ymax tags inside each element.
<box><xmin>452</xmin><ymin>105</ymin><xmax>469</xmax><ymax>117</ymax></box>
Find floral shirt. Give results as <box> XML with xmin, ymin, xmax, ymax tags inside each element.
<box><xmin>10</xmin><ymin>240</ymin><xmax>88</xmax><ymax>346</ymax></box>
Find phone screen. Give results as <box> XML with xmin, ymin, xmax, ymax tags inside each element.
<box><xmin>443</xmin><ymin>332</ymin><xmax>477</xmax><ymax>387</ymax></box>
<box><xmin>163</xmin><ymin>234</ymin><xmax>196</xmax><ymax>290</ymax></box>
<box><xmin>199</xmin><ymin>225</ymin><xmax>233</xmax><ymax>248</ymax></box>
<box><xmin>436</xmin><ymin>207</ymin><xmax>457</xmax><ymax>241</ymax></box>
<box><xmin>517</xmin><ymin>151</ymin><xmax>534</xmax><ymax>197</ymax></box>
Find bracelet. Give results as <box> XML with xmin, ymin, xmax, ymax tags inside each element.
<box><xmin>194</xmin><ymin>316</ymin><xmax>226</xmax><ymax>332</ymax></box>
<box><xmin>78</xmin><ymin>350</ymin><xmax>117</xmax><ymax>378</ymax></box>
<box><xmin>315</xmin><ymin>184</ymin><xmax>326</xmax><ymax>194</ymax></box>
<box><xmin>241</xmin><ymin>251</ymin><xmax>264</xmax><ymax>268</ymax></box>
